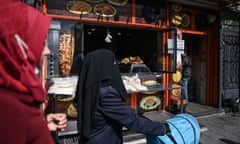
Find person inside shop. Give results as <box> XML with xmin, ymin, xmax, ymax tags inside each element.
<box><xmin>0</xmin><ymin>0</ymin><xmax>66</xmax><ymax>143</ymax></box>
<box><xmin>181</xmin><ymin>53</ymin><xmax>192</xmax><ymax>103</ymax></box>
<box><xmin>74</xmin><ymin>49</ymin><xmax>171</xmax><ymax>144</ymax></box>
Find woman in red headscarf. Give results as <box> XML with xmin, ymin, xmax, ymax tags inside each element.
<box><xmin>0</xmin><ymin>1</ymin><xmax>64</xmax><ymax>143</ymax></box>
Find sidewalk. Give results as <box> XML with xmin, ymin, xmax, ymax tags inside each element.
<box><xmin>123</xmin><ymin>102</ymin><xmax>240</xmax><ymax>144</ymax></box>
<box><xmin>198</xmin><ymin>113</ymin><xmax>240</xmax><ymax>144</ymax></box>
<box><xmin>57</xmin><ymin>102</ymin><xmax>240</xmax><ymax>144</ymax></box>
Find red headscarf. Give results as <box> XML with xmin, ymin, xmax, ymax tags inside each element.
<box><xmin>0</xmin><ymin>0</ymin><xmax>51</xmax><ymax>103</ymax></box>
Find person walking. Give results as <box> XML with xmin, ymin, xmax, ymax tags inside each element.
<box><xmin>0</xmin><ymin>1</ymin><xmax>66</xmax><ymax>143</ymax></box>
<box><xmin>74</xmin><ymin>49</ymin><xmax>170</xmax><ymax>144</ymax></box>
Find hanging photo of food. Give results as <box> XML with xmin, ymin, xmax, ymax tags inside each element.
<box><xmin>171</xmin><ymin>84</ymin><xmax>182</xmax><ymax>97</ymax></box>
<box><xmin>139</xmin><ymin>96</ymin><xmax>161</xmax><ymax>110</ymax></box>
<box><xmin>172</xmin><ymin>70</ymin><xmax>182</xmax><ymax>82</ymax></box>
<box><xmin>94</xmin><ymin>4</ymin><xmax>117</xmax><ymax>18</ymax></box>
<box><xmin>66</xmin><ymin>1</ymin><xmax>92</xmax><ymax>15</ymax></box>
<box><xmin>106</xmin><ymin>0</ymin><xmax>128</xmax><ymax>6</ymax></box>
<box><xmin>171</xmin><ymin>13</ymin><xmax>183</xmax><ymax>26</ymax></box>
<box><xmin>182</xmin><ymin>13</ymin><xmax>191</xmax><ymax>27</ymax></box>
<box><xmin>172</xmin><ymin>3</ymin><xmax>182</xmax><ymax>12</ymax></box>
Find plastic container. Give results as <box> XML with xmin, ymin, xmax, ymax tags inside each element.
<box><xmin>146</xmin><ymin>113</ymin><xmax>200</xmax><ymax>144</ymax></box>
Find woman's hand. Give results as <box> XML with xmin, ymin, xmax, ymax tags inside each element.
<box><xmin>47</xmin><ymin>113</ymin><xmax>67</xmax><ymax>131</ymax></box>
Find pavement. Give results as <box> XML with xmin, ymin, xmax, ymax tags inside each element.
<box><xmin>57</xmin><ymin>102</ymin><xmax>240</xmax><ymax>144</ymax></box>
<box><xmin>185</xmin><ymin>102</ymin><xmax>240</xmax><ymax>144</ymax></box>
<box><xmin>123</xmin><ymin>102</ymin><xmax>240</xmax><ymax>144</ymax></box>
<box><xmin>198</xmin><ymin>113</ymin><xmax>240</xmax><ymax>144</ymax></box>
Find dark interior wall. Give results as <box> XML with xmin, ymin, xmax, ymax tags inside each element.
<box><xmin>84</xmin><ymin>25</ymin><xmax>157</xmax><ymax>65</ymax></box>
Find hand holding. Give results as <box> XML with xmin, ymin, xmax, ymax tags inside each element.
<box><xmin>47</xmin><ymin>113</ymin><xmax>67</xmax><ymax>131</ymax></box>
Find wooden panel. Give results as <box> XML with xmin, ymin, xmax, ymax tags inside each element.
<box><xmin>206</xmin><ymin>20</ymin><xmax>219</xmax><ymax>106</ymax></box>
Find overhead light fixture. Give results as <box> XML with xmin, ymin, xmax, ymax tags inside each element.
<box><xmin>117</xmin><ymin>32</ymin><xmax>122</xmax><ymax>35</ymax></box>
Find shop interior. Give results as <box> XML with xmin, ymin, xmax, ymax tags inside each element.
<box><xmin>83</xmin><ymin>25</ymin><xmax>169</xmax><ymax>73</ymax></box>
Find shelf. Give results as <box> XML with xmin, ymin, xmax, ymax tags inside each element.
<box><xmin>46</xmin><ymin>13</ymin><xmax>166</xmax><ymax>30</ymax></box>
<box><xmin>181</xmin><ymin>29</ymin><xmax>207</xmax><ymax>35</ymax></box>
<box><xmin>126</xmin><ymin>83</ymin><xmax>183</xmax><ymax>94</ymax></box>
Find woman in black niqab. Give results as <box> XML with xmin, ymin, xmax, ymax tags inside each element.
<box><xmin>75</xmin><ymin>49</ymin><xmax>168</xmax><ymax>144</ymax></box>
<box><xmin>75</xmin><ymin>49</ymin><xmax>128</xmax><ymax>138</ymax></box>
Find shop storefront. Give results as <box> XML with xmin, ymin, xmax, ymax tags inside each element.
<box><xmin>41</xmin><ymin>0</ymin><xmax>220</xmax><ymax>111</ymax></box>
<box><xmin>29</xmin><ymin>0</ymin><xmax>239</xmax><ymax>142</ymax></box>
<box><xmin>43</xmin><ymin>0</ymin><xmax>181</xmax><ymax>114</ymax></box>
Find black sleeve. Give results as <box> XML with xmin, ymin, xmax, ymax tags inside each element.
<box><xmin>99</xmin><ymin>87</ymin><xmax>166</xmax><ymax>136</ymax></box>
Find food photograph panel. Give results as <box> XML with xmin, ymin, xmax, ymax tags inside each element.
<box><xmin>137</xmin><ymin>93</ymin><xmax>163</xmax><ymax>113</ymax></box>
<box><xmin>46</xmin><ymin>0</ymin><xmax>132</xmax><ymax>22</ymax></box>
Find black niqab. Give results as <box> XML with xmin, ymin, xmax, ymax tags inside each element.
<box><xmin>74</xmin><ymin>49</ymin><xmax>128</xmax><ymax>138</ymax></box>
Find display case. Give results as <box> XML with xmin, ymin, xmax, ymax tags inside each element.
<box><xmin>46</xmin><ymin>76</ymin><xmax>78</xmax><ymax>119</ymax></box>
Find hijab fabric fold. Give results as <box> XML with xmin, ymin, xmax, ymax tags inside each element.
<box><xmin>0</xmin><ymin>0</ymin><xmax>51</xmax><ymax>103</ymax></box>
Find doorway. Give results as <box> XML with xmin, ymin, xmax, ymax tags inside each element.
<box><xmin>183</xmin><ymin>34</ymin><xmax>207</xmax><ymax>105</ymax></box>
